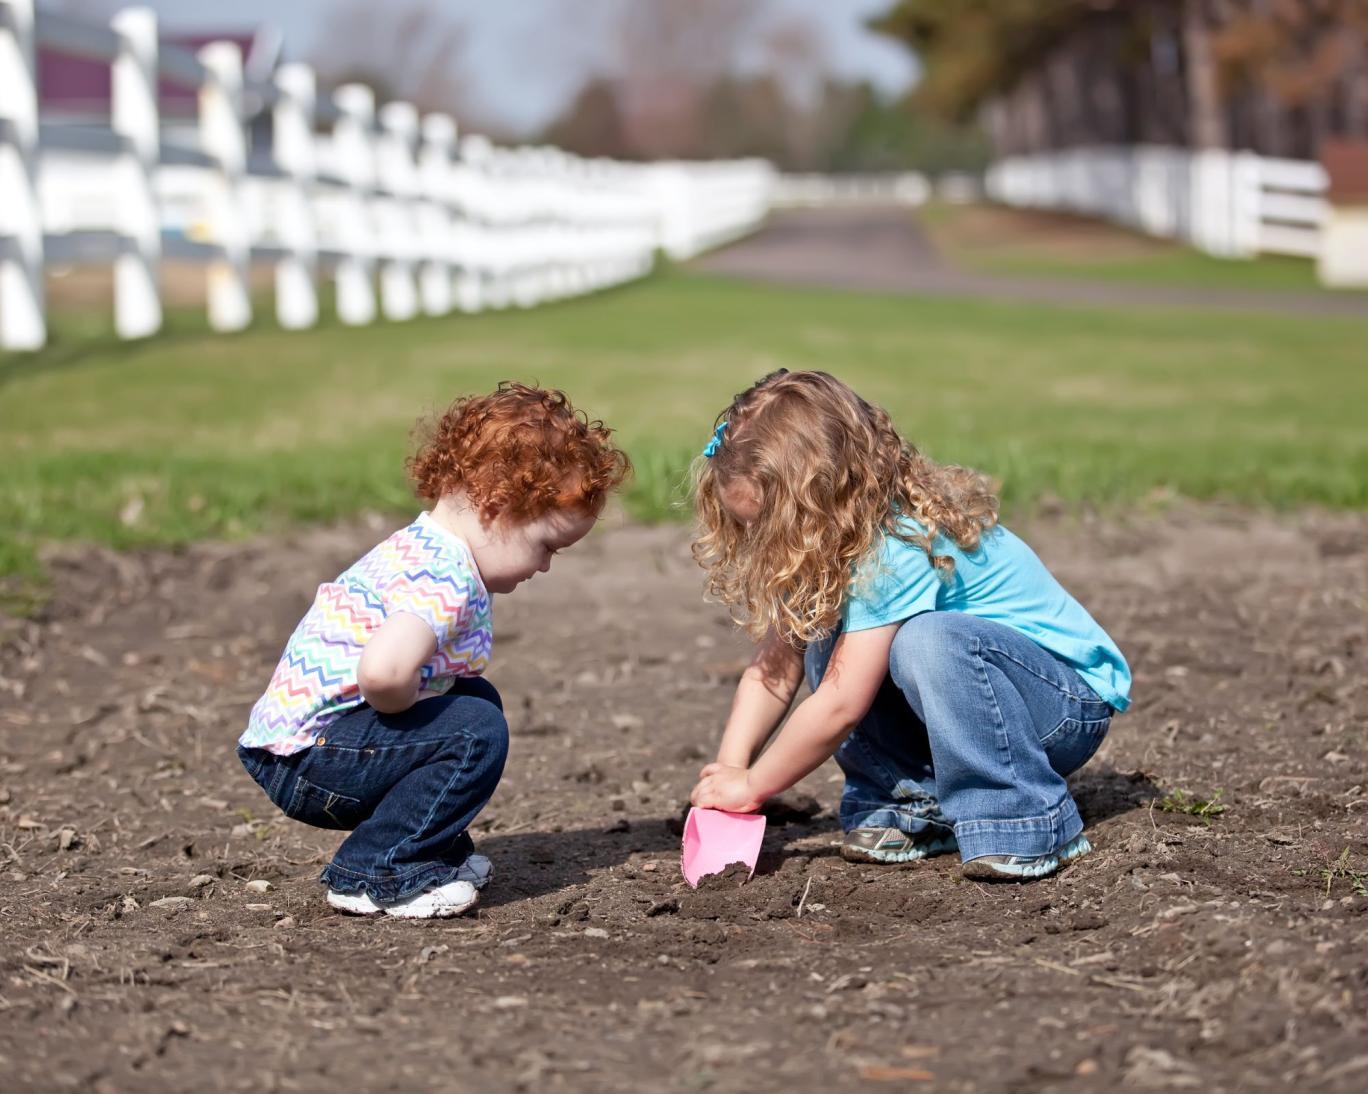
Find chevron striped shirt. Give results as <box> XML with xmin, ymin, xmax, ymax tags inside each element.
<box><xmin>240</xmin><ymin>512</ymin><xmax>493</xmax><ymax>755</ymax></box>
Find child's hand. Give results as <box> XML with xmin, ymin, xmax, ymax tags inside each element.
<box><xmin>690</xmin><ymin>763</ymin><xmax>764</xmax><ymax>813</ymax></box>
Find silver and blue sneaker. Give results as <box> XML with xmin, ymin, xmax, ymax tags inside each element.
<box><xmin>455</xmin><ymin>852</ymin><xmax>494</xmax><ymax>889</ymax></box>
<box><xmin>842</xmin><ymin>826</ymin><xmax>959</xmax><ymax>864</ymax></box>
<box><xmin>960</xmin><ymin>833</ymin><xmax>1093</xmax><ymax>882</ymax></box>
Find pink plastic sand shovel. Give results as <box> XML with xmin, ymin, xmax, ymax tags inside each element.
<box><xmin>681</xmin><ymin>807</ymin><xmax>767</xmax><ymax>888</ymax></box>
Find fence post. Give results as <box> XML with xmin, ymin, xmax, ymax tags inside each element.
<box><xmin>198</xmin><ymin>42</ymin><xmax>252</xmax><ymax>331</ymax></box>
<box><xmin>0</xmin><ymin>0</ymin><xmax>45</xmax><ymax>350</ymax></box>
<box><xmin>651</xmin><ymin>164</ymin><xmax>696</xmax><ymax>260</ymax></box>
<box><xmin>418</xmin><ymin>112</ymin><xmax>456</xmax><ymax>316</ymax></box>
<box><xmin>111</xmin><ymin>7</ymin><xmax>162</xmax><ymax>339</ymax></box>
<box><xmin>454</xmin><ymin>134</ymin><xmax>491</xmax><ymax>313</ymax></box>
<box><xmin>1229</xmin><ymin>151</ymin><xmax>1262</xmax><ymax>258</ymax></box>
<box><xmin>272</xmin><ymin>62</ymin><xmax>318</xmax><ymax>329</ymax></box>
<box><xmin>1188</xmin><ymin>148</ymin><xmax>1237</xmax><ymax>258</ymax></box>
<box><xmin>332</xmin><ymin>83</ymin><xmax>377</xmax><ymax>325</ymax></box>
<box><xmin>376</xmin><ymin>101</ymin><xmax>419</xmax><ymax>321</ymax></box>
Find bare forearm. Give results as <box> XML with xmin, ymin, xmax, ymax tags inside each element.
<box><xmin>716</xmin><ymin>634</ymin><xmax>805</xmax><ymax>767</ymax></box>
<box><xmin>747</xmin><ymin>694</ymin><xmax>855</xmax><ymax>800</ymax></box>
<box><xmin>716</xmin><ymin>668</ymin><xmax>797</xmax><ymax>766</ymax></box>
<box><xmin>692</xmin><ymin>626</ymin><xmax>895</xmax><ymax>814</ymax></box>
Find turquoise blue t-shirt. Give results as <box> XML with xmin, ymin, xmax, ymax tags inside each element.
<box><xmin>842</xmin><ymin>521</ymin><xmax>1131</xmax><ymax>712</ymax></box>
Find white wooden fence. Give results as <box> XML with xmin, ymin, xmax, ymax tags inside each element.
<box><xmin>0</xmin><ymin>0</ymin><xmax>774</xmax><ymax>351</ymax></box>
<box><xmin>985</xmin><ymin>146</ymin><xmax>1327</xmax><ymax>261</ymax></box>
<box><xmin>772</xmin><ymin>173</ymin><xmax>931</xmax><ymax>208</ymax></box>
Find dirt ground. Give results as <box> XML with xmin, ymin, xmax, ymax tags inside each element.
<box><xmin>1</xmin><ymin>505</ymin><xmax>1365</xmax><ymax>1093</ymax></box>
<box><xmin>920</xmin><ymin>203</ymin><xmax>1204</xmax><ymax>263</ymax></box>
<box><xmin>45</xmin><ymin>263</ymin><xmax>277</xmax><ymax>313</ymax></box>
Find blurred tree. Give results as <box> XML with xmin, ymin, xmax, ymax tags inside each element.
<box><xmin>830</xmin><ymin>87</ymin><xmax>991</xmax><ymax>173</ymax></box>
<box><xmin>614</xmin><ymin>0</ymin><xmax>773</xmax><ymax>158</ymax></box>
<box><xmin>544</xmin><ymin>78</ymin><xmax>631</xmax><ymax>160</ymax></box>
<box><xmin>310</xmin><ymin>0</ymin><xmax>484</xmax><ymax>129</ymax></box>
<box><xmin>876</xmin><ymin>0</ymin><xmax>1368</xmax><ymax>157</ymax></box>
<box><xmin>873</xmin><ymin>0</ymin><xmax>1092</xmax><ymax>123</ymax></box>
<box><xmin>700</xmin><ymin>76</ymin><xmax>792</xmax><ymax>164</ymax></box>
<box><xmin>1213</xmin><ymin>0</ymin><xmax>1368</xmax><ymax>150</ymax></box>
<box><xmin>534</xmin><ymin>0</ymin><xmax>947</xmax><ymax>171</ymax></box>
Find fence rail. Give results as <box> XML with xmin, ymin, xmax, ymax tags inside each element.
<box><xmin>0</xmin><ymin>0</ymin><xmax>774</xmax><ymax>350</ymax></box>
<box><xmin>772</xmin><ymin>172</ymin><xmax>931</xmax><ymax>208</ymax></box>
<box><xmin>984</xmin><ymin>145</ymin><xmax>1327</xmax><ymax>261</ymax></box>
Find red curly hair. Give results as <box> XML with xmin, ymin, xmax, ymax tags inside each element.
<box><xmin>408</xmin><ymin>383</ymin><xmax>630</xmax><ymax>523</ymax></box>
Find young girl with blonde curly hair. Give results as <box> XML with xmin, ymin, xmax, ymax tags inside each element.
<box><xmin>239</xmin><ymin>383</ymin><xmax>629</xmax><ymax>917</ymax></box>
<box><xmin>689</xmin><ymin>370</ymin><xmax>1130</xmax><ymax>881</ymax></box>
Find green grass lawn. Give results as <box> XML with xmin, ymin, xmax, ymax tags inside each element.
<box><xmin>3</xmin><ymin>268</ymin><xmax>1366</xmax><ymax>610</ymax></box>
<box><xmin>919</xmin><ymin>203</ymin><xmax>1351</xmax><ymax>294</ymax></box>
<box><xmin>960</xmin><ymin>248</ymin><xmax>1327</xmax><ymax>293</ymax></box>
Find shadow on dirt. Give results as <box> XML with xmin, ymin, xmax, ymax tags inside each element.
<box><xmin>1072</xmin><ymin>765</ymin><xmax>1163</xmax><ymax>825</ymax></box>
<box><xmin>477</xmin><ymin>821</ymin><xmax>683</xmax><ymax>904</ymax></box>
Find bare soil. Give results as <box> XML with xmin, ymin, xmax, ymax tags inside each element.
<box><xmin>45</xmin><ymin>263</ymin><xmax>277</xmax><ymax>313</ymax></box>
<box><xmin>1</xmin><ymin>507</ymin><xmax>1365</xmax><ymax>1093</ymax></box>
<box><xmin>922</xmin><ymin>204</ymin><xmax>1190</xmax><ymax>263</ymax></box>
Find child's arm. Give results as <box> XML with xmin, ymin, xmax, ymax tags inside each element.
<box><xmin>357</xmin><ymin>613</ymin><xmax>439</xmax><ymax>713</ymax></box>
<box><xmin>714</xmin><ymin>630</ymin><xmax>806</xmax><ymax>768</ymax></box>
<box><xmin>691</xmin><ymin>623</ymin><xmax>899</xmax><ymax>812</ymax></box>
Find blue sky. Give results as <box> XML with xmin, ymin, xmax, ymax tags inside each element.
<box><xmin>45</xmin><ymin>0</ymin><xmax>918</xmax><ymax>133</ymax></box>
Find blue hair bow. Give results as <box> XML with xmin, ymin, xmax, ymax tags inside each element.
<box><xmin>702</xmin><ymin>421</ymin><xmax>728</xmax><ymax>458</ymax></box>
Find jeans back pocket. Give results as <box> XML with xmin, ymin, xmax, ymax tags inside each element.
<box><xmin>284</xmin><ymin>776</ymin><xmax>368</xmax><ymax>830</ymax></box>
<box><xmin>1042</xmin><ymin>715</ymin><xmax>1111</xmax><ymax>777</ymax></box>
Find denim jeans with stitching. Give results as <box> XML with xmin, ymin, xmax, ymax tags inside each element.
<box><xmin>806</xmin><ymin>612</ymin><xmax>1113</xmax><ymax>862</ymax></box>
<box><xmin>237</xmin><ymin>676</ymin><xmax>507</xmax><ymax>903</ymax></box>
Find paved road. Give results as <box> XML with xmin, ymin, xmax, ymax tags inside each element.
<box><xmin>694</xmin><ymin>206</ymin><xmax>1368</xmax><ymax>319</ymax></box>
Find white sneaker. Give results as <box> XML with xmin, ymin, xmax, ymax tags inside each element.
<box><xmin>326</xmin><ymin>888</ymin><xmax>384</xmax><ymax>916</ymax></box>
<box><xmin>326</xmin><ymin>855</ymin><xmax>489</xmax><ymax>918</ymax></box>
<box><xmin>381</xmin><ymin>879</ymin><xmax>480</xmax><ymax>919</ymax></box>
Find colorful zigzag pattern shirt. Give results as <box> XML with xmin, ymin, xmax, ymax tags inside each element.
<box><xmin>240</xmin><ymin>512</ymin><xmax>492</xmax><ymax>755</ymax></box>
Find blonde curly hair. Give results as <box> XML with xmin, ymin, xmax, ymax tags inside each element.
<box><xmin>691</xmin><ymin>370</ymin><xmax>999</xmax><ymax>645</ymax></box>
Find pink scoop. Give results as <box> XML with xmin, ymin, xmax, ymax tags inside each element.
<box><xmin>681</xmin><ymin>807</ymin><xmax>767</xmax><ymax>888</ymax></box>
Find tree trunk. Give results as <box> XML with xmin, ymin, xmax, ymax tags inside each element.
<box><xmin>1182</xmin><ymin>0</ymin><xmax>1229</xmax><ymax>148</ymax></box>
<box><xmin>1343</xmin><ymin>36</ymin><xmax>1368</xmax><ymax>139</ymax></box>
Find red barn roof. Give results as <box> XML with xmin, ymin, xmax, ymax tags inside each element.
<box><xmin>38</xmin><ymin>30</ymin><xmax>276</xmax><ymax>119</ymax></box>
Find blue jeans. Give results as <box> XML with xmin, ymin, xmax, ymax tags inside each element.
<box><xmin>806</xmin><ymin>613</ymin><xmax>1113</xmax><ymax>862</ymax></box>
<box><xmin>237</xmin><ymin>677</ymin><xmax>508</xmax><ymax>903</ymax></box>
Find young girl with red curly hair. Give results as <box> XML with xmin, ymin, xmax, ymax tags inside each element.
<box><xmin>238</xmin><ymin>383</ymin><xmax>629</xmax><ymax>918</ymax></box>
<box><xmin>689</xmin><ymin>370</ymin><xmax>1130</xmax><ymax>881</ymax></box>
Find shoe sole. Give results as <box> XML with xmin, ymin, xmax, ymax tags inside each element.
<box><xmin>382</xmin><ymin>891</ymin><xmax>480</xmax><ymax>919</ymax></box>
<box><xmin>841</xmin><ymin>835</ymin><xmax>959</xmax><ymax>865</ymax></box>
<box><xmin>961</xmin><ymin>834</ymin><xmax>1093</xmax><ymax>883</ymax></box>
<box><xmin>326</xmin><ymin>894</ymin><xmax>383</xmax><ymax>916</ymax></box>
